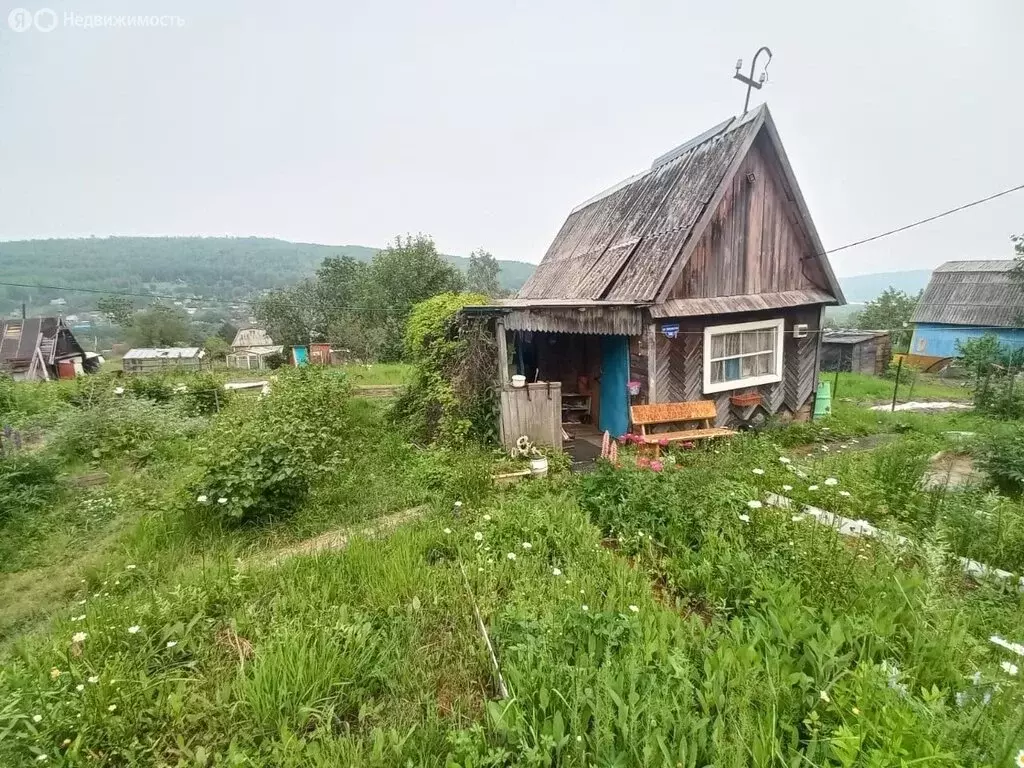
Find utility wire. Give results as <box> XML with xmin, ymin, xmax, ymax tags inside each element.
<box><xmin>1</xmin><ymin>180</ymin><xmax>1022</xmax><ymax>312</ymax></box>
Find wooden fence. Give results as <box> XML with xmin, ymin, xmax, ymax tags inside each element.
<box><xmin>499</xmin><ymin>382</ymin><xmax>562</xmax><ymax>452</ymax></box>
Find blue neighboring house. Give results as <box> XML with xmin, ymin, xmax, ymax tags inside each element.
<box><xmin>910</xmin><ymin>261</ymin><xmax>1024</xmax><ymax>359</ymax></box>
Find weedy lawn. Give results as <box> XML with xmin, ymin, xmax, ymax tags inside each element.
<box><xmin>2</xmin><ymin>371</ymin><xmax>1024</xmax><ymax>766</ymax></box>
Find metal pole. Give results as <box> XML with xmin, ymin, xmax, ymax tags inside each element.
<box><xmin>891</xmin><ymin>357</ymin><xmax>903</xmax><ymax>413</ymax></box>
<box><xmin>832</xmin><ymin>367</ymin><xmax>840</xmax><ymax>401</ymax></box>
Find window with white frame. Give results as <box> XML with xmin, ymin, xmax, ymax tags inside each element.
<box><xmin>703</xmin><ymin>318</ymin><xmax>785</xmax><ymax>393</ymax></box>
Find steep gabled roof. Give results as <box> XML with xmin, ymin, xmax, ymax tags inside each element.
<box><xmin>912</xmin><ymin>260</ymin><xmax>1024</xmax><ymax>327</ymax></box>
<box><xmin>231</xmin><ymin>328</ymin><xmax>274</xmax><ymax>348</ymax></box>
<box><xmin>517</xmin><ymin>104</ymin><xmax>843</xmax><ymax>305</ymax></box>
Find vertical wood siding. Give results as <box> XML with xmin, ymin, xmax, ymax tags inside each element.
<box><xmin>669</xmin><ymin>136</ymin><xmax>829</xmax><ymax>301</ymax></box>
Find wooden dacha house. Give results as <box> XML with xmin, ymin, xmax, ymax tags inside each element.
<box><xmin>470</xmin><ymin>104</ymin><xmax>844</xmax><ymax>444</ymax></box>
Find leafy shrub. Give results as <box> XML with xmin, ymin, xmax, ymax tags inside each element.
<box><xmin>262</xmin><ymin>351</ymin><xmax>287</xmax><ymax>370</ymax></box>
<box><xmin>180</xmin><ymin>373</ymin><xmax>232</xmax><ymax>416</ymax></box>
<box><xmin>124</xmin><ymin>375</ymin><xmax>175</xmax><ymax>404</ymax></box>
<box><xmin>192</xmin><ymin>367</ymin><xmax>350</xmax><ymax>522</ymax></box>
<box><xmin>390</xmin><ymin>292</ymin><xmax>493</xmax><ymax>446</ymax></box>
<box><xmin>975</xmin><ymin>429</ymin><xmax>1024</xmax><ymax>496</ymax></box>
<box><xmin>51</xmin><ymin>398</ymin><xmax>200</xmax><ymax>466</ymax></box>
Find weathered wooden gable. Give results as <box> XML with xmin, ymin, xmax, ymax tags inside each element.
<box><xmin>667</xmin><ymin>134</ymin><xmax>831</xmax><ymax>301</ymax></box>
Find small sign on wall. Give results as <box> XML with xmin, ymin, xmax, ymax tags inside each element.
<box><xmin>661</xmin><ymin>322</ymin><xmax>680</xmax><ymax>339</ymax></box>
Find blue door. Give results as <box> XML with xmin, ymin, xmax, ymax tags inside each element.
<box><xmin>292</xmin><ymin>346</ymin><xmax>309</xmax><ymax>366</ymax></box>
<box><xmin>599</xmin><ymin>335</ymin><xmax>629</xmax><ymax>437</ymax></box>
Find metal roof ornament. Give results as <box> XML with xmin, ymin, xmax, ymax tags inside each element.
<box><xmin>733</xmin><ymin>46</ymin><xmax>773</xmax><ymax>115</ymax></box>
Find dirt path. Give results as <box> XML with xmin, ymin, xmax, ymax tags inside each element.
<box><xmin>255</xmin><ymin>505</ymin><xmax>428</xmax><ymax>567</ymax></box>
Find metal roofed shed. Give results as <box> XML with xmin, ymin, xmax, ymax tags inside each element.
<box><xmin>910</xmin><ymin>260</ymin><xmax>1024</xmax><ymax>358</ymax></box>
<box><xmin>821</xmin><ymin>330</ymin><xmax>892</xmax><ymax>377</ymax></box>
<box><xmin>122</xmin><ymin>347</ymin><xmax>206</xmax><ymax>374</ymax></box>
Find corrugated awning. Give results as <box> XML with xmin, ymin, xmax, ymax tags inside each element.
<box><xmin>650</xmin><ymin>289</ymin><xmax>836</xmax><ymax>319</ymax></box>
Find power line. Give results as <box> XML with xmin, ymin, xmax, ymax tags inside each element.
<box><xmin>1</xmin><ymin>180</ymin><xmax>1021</xmax><ymax>311</ymax></box>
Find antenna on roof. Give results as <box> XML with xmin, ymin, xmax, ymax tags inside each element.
<box><xmin>733</xmin><ymin>46</ymin><xmax>772</xmax><ymax>115</ymax></box>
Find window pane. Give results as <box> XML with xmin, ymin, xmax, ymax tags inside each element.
<box><xmin>710</xmin><ymin>359</ymin><xmax>724</xmax><ymax>383</ymax></box>
<box><xmin>723</xmin><ymin>333</ymin><xmax>741</xmax><ymax>357</ymax></box>
<box><xmin>710</xmin><ymin>334</ymin><xmax>724</xmax><ymax>359</ymax></box>
<box><xmin>741</xmin><ymin>355</ymin><xmax>757</xmax><ymax>377</ymax></box>
<box><xmin>757</xmin><ymin>328</ymin><xmax>775</xmax><ymax>352</ymax></box>
<box><xmin>723</xmin><ymin>357</ymin><xmax>741</xmax><ymax>381</ymax></box>
<box><xmin>756</xmin><ymin>352</ymin><xmax>773</xmax><ymax>375</ymax></box>
<box><xmin>741</xmin><ymin>331</ymin><xmax>760</xmax><ymax>354</ymax></box>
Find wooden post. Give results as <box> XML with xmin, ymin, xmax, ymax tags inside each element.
<box><xmin>890</xmin><ymin>357</ymin><xmax>903</xmax><ymax>412</ymax></box>
<box><xmin>495</xmin><ymin>318</ymin><xmax>509</xmax><ymax>385</ymax></box>
<box><xmin>645</xmin><ymin>323</ymin><xmax>658</xmax><ymax>404</ymax></box>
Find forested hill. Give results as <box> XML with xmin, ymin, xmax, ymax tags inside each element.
<box><xmin>0</xmin><ymin>236</ymin><xmax>536</xmax><ymax>311</ymax></box>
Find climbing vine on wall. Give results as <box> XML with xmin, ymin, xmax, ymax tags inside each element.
<box><xmin>391</xmin><ymin>292</ymin><xmax>498</xmax><ymax>446</ymax></box>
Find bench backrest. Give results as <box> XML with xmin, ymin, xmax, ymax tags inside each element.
<box><xmin>630</xmin><ymin>400</ymin><xmax>717</xmax><ymax>426</ymax></box>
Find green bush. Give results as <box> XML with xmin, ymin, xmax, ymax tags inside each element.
<box><xmin>124</xmin><ymin>375</ymin><xmax>175</xmax><ymax>404</ymax></box>
<box><xmin>975</xmin><ymin>429</ymin><xmax>1024</xmax><ymax>496</ymax></box>
<box><xmin>50</xmin><ymin>398</ymin><xmax>200</xmax><ymax>467</ymax></box>
<box><xmin>191</xmin><ymin>367</ymin><xmax>350</xmax><ymax>522</ymax></box>
<box><xmin>180</xmin><ymin>373</ymin><xmax>232</xmax><ymax>416</ymax></box>
<box><xmin>390</xmin><ymin>292</ymin><xmax>493</xmax><ymax>446</ymax></box>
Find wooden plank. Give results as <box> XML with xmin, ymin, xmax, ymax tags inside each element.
<box><xmin>495</xmin><ymin>319</ymin><xmax>509</xmax><ymax>385</ymax></box>
<box><xmin>645</xmin><ymin>323</ymin><xmax>658</xmax><ymax>403</ymax></box>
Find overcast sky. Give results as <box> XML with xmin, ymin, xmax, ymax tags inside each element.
<box><xmin>1</xmin><ymin>0</ymin><xmax>1021</xmax><ymax>276</ymax></box>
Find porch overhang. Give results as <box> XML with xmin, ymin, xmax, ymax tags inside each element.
<box><xmin>462</xmin><ymin>299</ymin><xmax>646</xmax><ymax>336</ymax></box>
<box><xmin>649</xmin><ymin>289</ymin><xmax>837</xmax><ymax>319</ymax></box>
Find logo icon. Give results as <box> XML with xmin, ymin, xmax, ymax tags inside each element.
<box><xmin>8</xmin><ymin>8</ymin><xmax>33</xmax><ymax>31</ymax></box>
<box><xmin>33</xmin><ymin>7</ymin><xmax>57</xmax><ymax>32</ymax></box>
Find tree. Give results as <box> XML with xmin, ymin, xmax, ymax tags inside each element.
<box><xmin>204</xmin><ymin>335</ymin><xmax>231</xmax><ymax>361</ymax></box>
<box><xmin>466</xmin><ymin>249</ymin><xmax>502</xmax><ymax>296</ymax></box>
<box><xmin>1011</xmin><ymin>234</ymin><xmax>1024</xmax><ymax>285</ymax></box>
<box><xmin>128</xmin><ymin>306</ymin><xmax>192</xmax><ymax>347</ymax></box>
<box><xmin>217</xmin><ymin>321</ymin><xmax>239</xmax><ymax>345</ymax></box>
<box><xmin>253</xmin><ymin>280</ymin><xmax>321</xmax><ymax>347</ymax></box>
<box><xmin>97</xmin><ymin>295</ymin><xmax>135</xmax><ymax>326</ymax></box>
<box><xmin>852</xmin><ymin>288</ymin><xmax>920</xmax><ymax>351</ymax></box>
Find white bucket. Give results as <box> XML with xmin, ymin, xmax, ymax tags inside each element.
<box><xmin>511</xmin><ymin>374</ymin><xmax>526</xmax><ymax>388</ymax></box>
<box><xmin>529</xmin><ymin>457</ymin><xmax>549</xmax><ymax>475</ymax></box>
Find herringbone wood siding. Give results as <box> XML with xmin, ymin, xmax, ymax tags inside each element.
<box><xmin>649</xmin><ymin>306</ymin><xmax>822</xmax><ymax>427</ymax></box>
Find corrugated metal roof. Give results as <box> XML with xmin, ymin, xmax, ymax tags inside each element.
<box><xmin>231</xmin><ymin>328</ymin><xmax>274</xmax><ymax>347</ymax></box>
<box><xmin>934</xmin><ymin>260</ymin><xmax>1016</xmax><ymax>273</ymax></box>
<box><xmin>912</xmin><ymin>263</ymin><xmax>1024</xmax><ymax>327</ymax></box>
<box><xmin>504</xmin><ymin>306</ymin><xmax>643</xmax><ymax>335</ymax></box>
<box><xmin>123</xmin><ymin>347</ymin><xmax>204</xmax><ymax>360</ymax></box>
<box><xmin>518</xmin><ymin>107</ymin><xmax>765</xmax><ymax>303</ymax></box>
<box><xmin>822</xmin><ymin>330</ymin><xmax>890</xmax><ymax>345</ymax></box>
<box><xmin>650</xmin><ymin>289</ymin><xmax>836</xmax><ymax>319</ymax></box>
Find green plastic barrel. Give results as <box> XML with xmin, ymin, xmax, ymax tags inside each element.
<box><xmin>813</xmin><ymin>381</ymin><xmax>832</xmax><ymax>419</ymax></box>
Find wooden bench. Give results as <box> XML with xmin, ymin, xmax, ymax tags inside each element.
<box><xmin>629</xmin><ymin>400</ymin><xmax>736</xmax><ymax>456</ymax></box>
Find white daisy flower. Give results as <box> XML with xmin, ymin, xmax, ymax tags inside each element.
<box><xmin>738</xmin><ymin>514</ymin><xmax>751</xmax><ymax>523</ymax></box>
<box><xmin>71</xmin><ymin>632</ymin><xmax>87</xmax><ymax>643</ymax></box>
<box><xmin>507</xmin><ymin>553</ymin><xmax>516</xmax><ymax>561</ymax></box>
<box><xmin>32</xmin><ymin>714</ymin><xmax>42</xmax><ymax>723</ymax></box>
<box><xmin>1002</xmin><ymin>661</ymin><xmax>1019</xmax><ymax>676</ymax></box>
<box><xmin>454</xmin><ymin>501</ymin><xmax>463</xmax><ymax>508</ymax></box>
<box><xmin>108</xmin><ymin>704</ymin><xmax>117</xmax><ymax>712</ymax></box>
<box><xmin>76</xmin><ymin>684</ymin><xmax>84</xmax><ymax>692</ymax></box>
<box><xmin>808</xmin><ymin>485</ymin><xmax>819</xmax><ymax>491</ymax></box>
<box><xmin>217</xmin><ymin>498</ymin><xmax>228</xmax><ymax>504</ymax></box>
<box><xmin>819</xmin><ymin>690</ymin><xmax>830</xmax><ymax>702</ymax></box>
<box><xmin>125</xmin><ymin>565</ymin><xmax>136</xmax><ymax>570</ymax></box>
<box><xmin>839</xmin><ymin>490</ymin><xmax>851</xmax><ymax>497</ymax></box>
<box><xmin>521</xmin><ymin>542</ymin><xmax>532</xmax><ymax>550</ymax></box>
<box><xmin>166</xmin><ymin>640</ymin><xmax>178</xmax><ymax>648</ymax></box>
<box><xmin>824</xmin><ymin>478</ymin><xmax>838</xmax><ymax>486</ymax></box>
<box><xmin>473</xmin><ymin>532</ymin><xmax>483</xmax><ymax>541</ymax></box>
<box><xmin>782</xmin><ymin>484</ymin><xmax>793</xmax><ymax>491</ymax></box>
<box><xmin>628</xmin><ymin>605</ymin><xmax>639</xmax><ymax>613</ymax></box>
<box><xmin>552</xmin><ymin>567</ymin><xmax>562</xmax><ymax>576</ymax></box>
<box><xmin>581</xmin><ymin>604</ymin><xmax>589</xmax><ymax>612</ymax></box>
<box><xmin>197</xmin><ymin>494</ymin><xmax>208</xmax><ymax>503</ymax></box>
<box><xmin>127</xmin><ymin>625</ymin><xmax>140</xmax><ymax>634</ymax></box>
<box><xmin>752</xmin><ymin>468</ymin><xmax>765</xmax><ymax>475</ymax></box>
<box><xmin>1016</xmin><ymin>749</ymin><xmax>1024</xmax><ymax>768</ymax></box>
<box><xmin>87</xmin><ymin>675</ymin><xmax>99</xmax><ymax>684</ymax></box>
<box><xmin>746</xmin><ymin>500</ymin><xmax>762</xmax><ymax>509</ymax></box>
<box><xmin>442</xmin><ymin>528</ymin><xmax>452</xmax><ymax>535</ymax></box>
<box><xmin>482</xmin><ymin>514</ymin><xmax>491</xmax><ymax>521</ymax></box>
<box><xmin>36</xmin><ymin>756</ymin><xmax>48</xmax><ymax>762</ymax></box>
